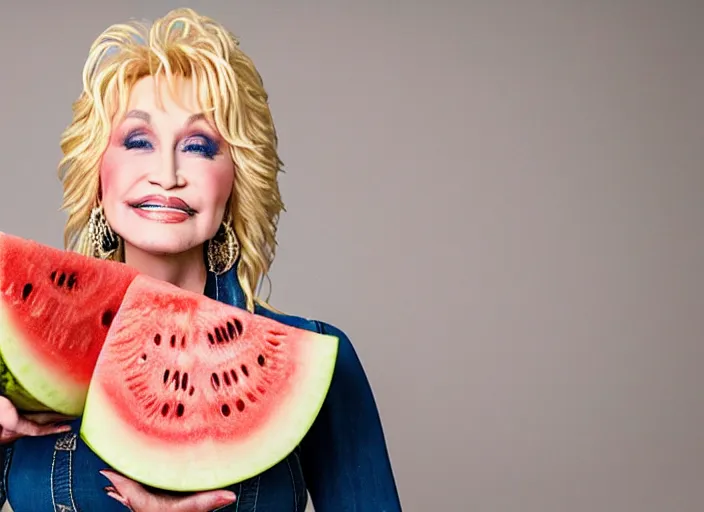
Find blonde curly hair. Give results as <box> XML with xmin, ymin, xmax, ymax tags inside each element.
<box><xmin>57</xmin><ymin>8</ymin><xmax>285</xmax><ymax>312</ymax></box>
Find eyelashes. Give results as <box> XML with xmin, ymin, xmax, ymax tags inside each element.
<box><xmin>182</xmin><ymin>137</ymin><xmax>219</xmax><ymax>159</ymax></box>
<box><xmin>123</xmin><ymin>136</ymin><xmax>151</xmax><ymax>151</ymax></box>
<box><xmin>123</xmin><ymin>131</ymin><xmax>220</xmax><ymax>160</ymax></box>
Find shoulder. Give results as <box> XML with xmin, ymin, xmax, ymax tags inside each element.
<box><xmin>253</xmin><ymin>303</ymin><xmax>360</xmax><ymax>364</ymax></box>
<box><xmin>253</xmin><ymin>302</ymin><xmax>319</xmax><ymax>331</ymax></box>
<box><xmin>253</xmin><ymin>302</ymin><xmax>348</xmax><ymax>340</ymax></box>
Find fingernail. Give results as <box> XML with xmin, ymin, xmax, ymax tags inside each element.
<box><xmin>106</xmin><ymin>491</ymin><xmax>129</xmax><ymax>506</ymax></box>
<box><xmin>217</xmin><ymin>491</ymin><xmax>237</xmax><ymax>505</ymax></box>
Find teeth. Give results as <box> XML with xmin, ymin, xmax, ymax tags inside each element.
<box><xmin>136</xmin><ymin>204</ymin><xmax>185</xmax><ymax>213</ymax></box>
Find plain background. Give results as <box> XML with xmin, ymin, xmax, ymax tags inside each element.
<box><xmin>0</xmin><ymin>1</ymin><xmax>702</xmax><ymax>511</ymax></box>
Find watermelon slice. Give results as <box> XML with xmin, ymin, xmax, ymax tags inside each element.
<box><xmin>80</xmin><ymin>275</ymin><xmax>339</xmax><ymax>492</ymax></box>
<box><xmin>0</xmin><ymin>232</ymin><xmax>138</xmax><ymax>415</ymax></box>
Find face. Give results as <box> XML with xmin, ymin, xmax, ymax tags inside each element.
<box><xmin>99</xmin><ymin>75</ymin><xmax>235</xmax><ymax>257</ymax></box>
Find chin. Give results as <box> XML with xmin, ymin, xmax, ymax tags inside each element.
<box><xmin>127</xmin><ymin>238</ymin><xmax>200</xmax><ymax>256</ymax></box>
<box><xmin>110</xmin><ymin>212</ymin><xmax>215</xmax><ymax>258</ymax></box>
<box><xmin>118</xmin><ymin>229</ymin><xmax>207</xmax><ymax>257</ymax></box>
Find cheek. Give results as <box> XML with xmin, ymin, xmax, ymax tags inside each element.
<box><xmin>99</xmin><ymin>148</ymin><xmax>123</xmax><ymax>200</ymax></box>
<box><xmin>204</xmin><ymin>162</ymin><xmax>235</xmax><ymax>211</ymax></box>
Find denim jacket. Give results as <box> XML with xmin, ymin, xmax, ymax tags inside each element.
<box><xmin>209</xmin><ymin>267</ymin><xmax>403</xmax><ymax>511</ymax></box>
<box><xmin>0</xmin><ymin>266</ymin><xmax>402</xmax><ymax>512</ymax></box>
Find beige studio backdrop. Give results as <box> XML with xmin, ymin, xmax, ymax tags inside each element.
<box><xmin>0</xmin><ymin>1</ymin><xmax>703</xmax><ymax>511</ymax></box>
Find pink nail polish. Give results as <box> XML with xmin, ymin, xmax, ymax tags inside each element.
<box><xmin>217</xmin><ymin>493</ymin><xmax>236</xmax><ymax>506</ymax></box>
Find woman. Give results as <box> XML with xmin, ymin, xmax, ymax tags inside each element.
<box><xmin>0</xmin><ymin>8</ymin><xmax>401</xmax><ymax>512</ymax></box>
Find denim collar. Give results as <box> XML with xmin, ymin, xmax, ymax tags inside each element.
<box><xmin>204</xmin><ymin>265</ymin><xmax>247</xmax><ymax>309</ymax></box>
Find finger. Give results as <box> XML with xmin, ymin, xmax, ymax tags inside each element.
<box><xmin>22</xmin><ymin>412</ymin><xmax>76</xmax><ymax>425</ymax></box>
<box><xmin>100</xmin><ymin>470</ymin><xmax>141</xmax><ymax>493</ymax></box>
<box><xmin>0</xmin><ymin>396</ymin><xmax>16</xmax><ymax>412</ymax></box>
<box><xmin>170</xmin><ymin>490</ymin><xmax>237</xmax><ymax>512</ymax></box>
<box><xmin>0</xmin><ymin>428</ymin><xmax>22</xmax><ymax>444</ymax></box>
<box><xmin>106</xmin><ymin>491</ymin><xmax>133</xmax><ymax>510</ymax></box>
<box><xmin>100</xmin><ymin>470</ymin><xmax>149</xmax><ymax>510</ymax></box>
<box><xmin>101</xmin><ymin>470</ymin><xmax>236</xmax><ymax>512</ymax></box>
<box><xmin>0</xmin><ymin>397</ymin><xmax>21</xmax><ymax>431</ymax></box>
<box><xmin>11</xmin><ymin>416</ymin><xmax>71</xmax><ymax>437</ymax></box>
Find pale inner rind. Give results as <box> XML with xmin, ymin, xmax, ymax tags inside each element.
<box><xmin>80</xmin><ymin>331</ymin><xmax>339</xmax><ymax>492</ymax></box>
<box><xmin>0</xmin><ymin>300</ymin><xmax>85</xmax><ymax>415</ymax></box>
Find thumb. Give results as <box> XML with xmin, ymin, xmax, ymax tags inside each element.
<box><xmin>0</xmin><ymin>397</ymin><xmax>20</xmax><ymax>431</ymax></box>
<box><xmin>171</xmin><ymin>490</ymin><xmax>237</xmax><ymax>512</ymax></box>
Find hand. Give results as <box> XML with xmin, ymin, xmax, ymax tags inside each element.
<box><xmin>101</xmin><ymin>470</ymin><xmax>237</xmax><ymax>512</ymax></box>
<box><xmin>0</xmin><ymin>396</ymin><xmax>74</xmax><ymax>444</ymax></box>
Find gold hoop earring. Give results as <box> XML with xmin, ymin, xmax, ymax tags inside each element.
<box><xmin>88</xmin><ymin>204</ymin><xmax>120</xmax><ymax>259</ymax></box>
<box><xmin>207</xmin><ymin>222</ymin><xmax>239</xmax><ymax>275</ymax></box>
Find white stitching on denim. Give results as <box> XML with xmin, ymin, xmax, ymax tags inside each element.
<box><xmin>234</xmin><ymin>482</ymin><xmax>242</xmax><ymax>511</ymax></box>
<box><xmin>293</xmin><ymin>449</ymin><xmax>307</xmax><ymax>510</ymax></box>
<box><xmin>50</xmin><ymin>449</ymin><xmax>57</xmax><ymax>512</ymax></box>
<box><xmin>49</xmin><ymin>433</ymin><xmax>78</xmax><ymax>512</ymax></box>
<box><xmin>252</xmin><ymin>476</ymin><xmax>260</xmax><ymax>511</ymax></box>
<box><xmin>1</xmin><ymin>446</ymin><xmax>12</xmax><ymax>507</ymax></box>
<box><xmin>67</xmin><ymin>450</ymin><xmax>77</xmax><ymax>511</ymax></box>
<box><xmin>293</xmin><ymin>449</ymin><xmax>302</xmax><ymax>473</ymax></box>
<box><xmin>286</xmin><ymin>457</ymin><xmax>299</xmax><ymax>512</ymax></box>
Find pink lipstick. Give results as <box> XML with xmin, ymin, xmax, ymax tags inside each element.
<box><xmin>129</xmin><ymin>195</ymin><xmax>196</xmax><ymax>223</ymax></box>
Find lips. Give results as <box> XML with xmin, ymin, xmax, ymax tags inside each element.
<box><xmin>129</xmin><ymin>195</ymin><xmax>197</xmax><ymax>216</ymax></box>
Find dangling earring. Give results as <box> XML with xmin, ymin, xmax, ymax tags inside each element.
<box><xmin>88</xmin><ymin>204</ymin><xmax>120</xmax><ymax>259</ymax></box>
<box><xmin>207</xmin><ymin>221</ymin><xmax>239</xmax><ymax>275</ymax></box>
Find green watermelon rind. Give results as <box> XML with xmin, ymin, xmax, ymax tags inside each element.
<box><xmin>80</xmin><ymin>330</ymin><xmax>339</xmax><ymax>492</ymax></box>
<box><xmin>0</xmin><ymin>348</ymin><xmax>49</xmax><ymax>412</ymax></box>
<box><xmin>0</xmin><ymin>300</ymin><xmax>85</xmax><ymax>416</ymax></box>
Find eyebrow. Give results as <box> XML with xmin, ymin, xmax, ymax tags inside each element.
<box><xmin>122</xmin><ymin>110</ymin><xmax>207</xmax><ymax>126</ymax></box>
<box><xmin>124</xmin><ymin>109</ymin><xmax>151</xmax><ymax>123</ymax></box>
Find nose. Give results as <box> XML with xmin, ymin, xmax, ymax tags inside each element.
<box><xmin>147</xmin><ymin>147</ymin><xmax>185</xmax><ymax>189</ymax></box>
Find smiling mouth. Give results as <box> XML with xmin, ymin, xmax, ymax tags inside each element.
<box><xmin>130</xmin><ymin>202</ymin><xmax>197</xmax><ymax>216</ymax></box>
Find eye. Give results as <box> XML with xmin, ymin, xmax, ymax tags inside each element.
<box><xmin>181</xmin><ymin>135</ymin><xmax>219</xmax><ymax>160</ymax></box>
<box><xmin>123</xmin><ymin>132</ymin><xmax>153</xmax><ymax>151</ymax></box>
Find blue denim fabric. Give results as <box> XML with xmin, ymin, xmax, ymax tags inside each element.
<box><xmin>0</xmin><ymin>266</ymin><xmax>401</xmax><ymax>511</ymax></box>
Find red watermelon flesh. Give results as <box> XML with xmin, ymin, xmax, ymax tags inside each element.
<box><xmin>80</xmin><ymin>274</ymin><xmax>339</xmax><ymax>492</ymax></box>
<box><xmin>0</xmin><ymin>232</ymin><xmax>138</xmax><ymax>415</ymax></box>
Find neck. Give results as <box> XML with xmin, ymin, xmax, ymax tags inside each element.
<box><xmin>122</xmin><ymin>243</ymin><xmax>207</xmax><ymax>294</ymax></box>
